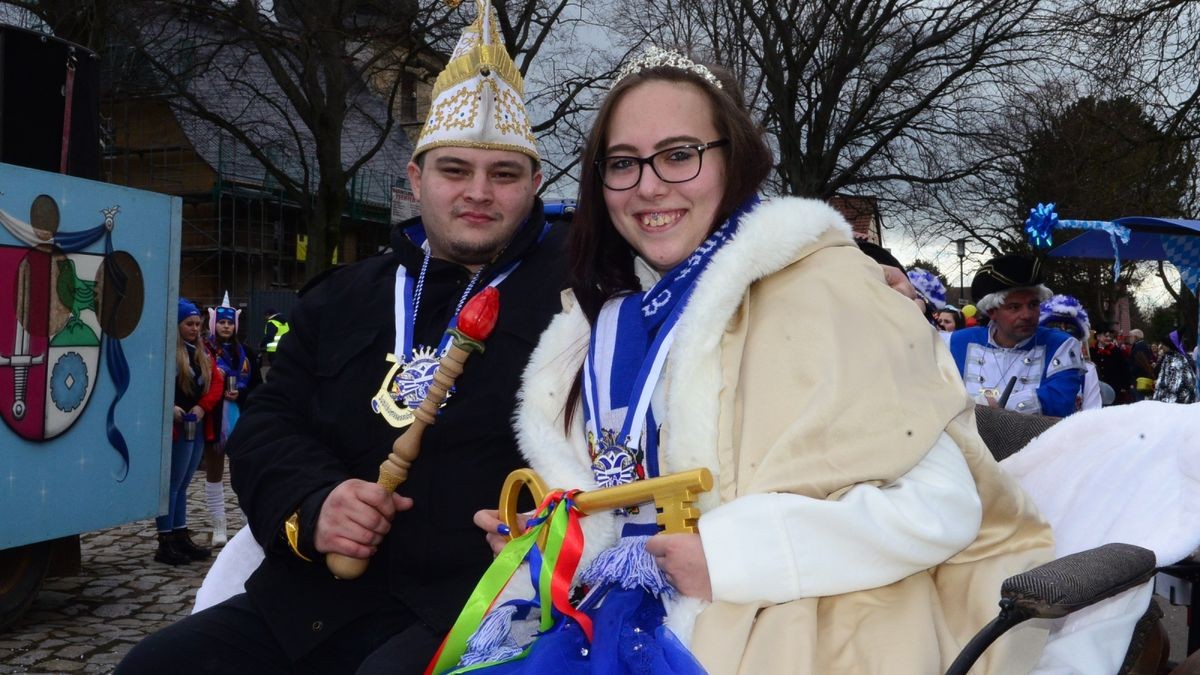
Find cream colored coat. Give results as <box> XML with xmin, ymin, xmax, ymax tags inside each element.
<box><xmin>515</xmin><ymin>197</ymin><xmax>1054</xmax><ymax>674</ymax></box>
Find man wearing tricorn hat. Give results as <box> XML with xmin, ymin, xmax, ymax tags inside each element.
<box><xmin>117</xmin><ymin>1</ymin><xmax>567</xmax><ymax>671</ymax></box>
<box><xmin>948</xmin><ymin>254</ymin><xmax>1084</xmax><ymax>417</ymax></box>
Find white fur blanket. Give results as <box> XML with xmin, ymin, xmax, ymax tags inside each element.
<box><xmin>192</xmin><ymin>526</ymin><xmax>262</xmax><ymax>614</ymax></box>
<box><xmin>1000</xmin><ymin>400</ymin><xmax>1200</xmax><ymax>674</ymax></box>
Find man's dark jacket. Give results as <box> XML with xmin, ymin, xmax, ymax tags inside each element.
<box><xmin>227</xmin><ymin>203</ymin><xmax>566</xmax><ymax>659</ymax></box>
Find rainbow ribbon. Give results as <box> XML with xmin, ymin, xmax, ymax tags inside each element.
<box><xmin>426</xmin><ymin>490</ymin><xmax>592</xmax><ymax>675</ymax></box>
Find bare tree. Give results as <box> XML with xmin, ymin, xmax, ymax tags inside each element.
<box><xmin>610</xmin><ymin>0</ymin><xmax>1062</xmax><ymax>202</ymax></box>
<box><xmin>7</xmin><ymin>0</ymin><xmax>614</xmax><ymax>276</ymax></box>
<box><xmin>1077</xmin><ymin>0</ymin><xmax>1200</xmax><ymax>144</ymax></box>
<box><xmin>493</xmin><ymin>0</ymin><xmax>622</xmax><ymax>194</ymax></box>
<box><xmin>0</xmin><ymin>0</ymin><xmax>115</xmax><ymax>50</ymax></box>
<box><xmin>1076</xmin><ymin>0</ymin><xmax>1200</xmax><ymax>319</ymax></box>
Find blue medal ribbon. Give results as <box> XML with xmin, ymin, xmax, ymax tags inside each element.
<box><xmin>389</xmin><ymin>221</ymin><xmax>549</xmax><ymax>399</ymax></box>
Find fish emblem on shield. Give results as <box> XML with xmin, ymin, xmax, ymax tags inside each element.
<box><xmin>1</xmin><ymin>246</ymin><xmax>104</xmax><ymax>440</ymax></box>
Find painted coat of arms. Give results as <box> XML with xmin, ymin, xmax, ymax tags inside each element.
<box><xmin>1</xmin><ymin>192</ymin><xmax>145</xmax><ymax>474</ymax></box>
<box><xmin>1</xmin><ymin>163</ymin><xmax>181</xmax><ymax>552</ymax></box>
<box><xmin>0</xmin><ymin>244</ymin><xmax>104</xmax><ymax>440</ymax></box>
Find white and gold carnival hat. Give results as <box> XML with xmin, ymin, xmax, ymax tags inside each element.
<box><xmin>414</xmin><ymin>0</ymin><xmax>539</xmax><ymax>161</ymax></box>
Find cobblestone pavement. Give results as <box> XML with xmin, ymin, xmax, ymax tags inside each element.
<box><xmin>0</xmin><ymin>472</ymin><xmax>244</xmax><ymax>674</ymax></box>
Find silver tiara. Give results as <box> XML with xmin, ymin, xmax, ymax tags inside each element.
<box><xmin>612</xmin><ymin>46</ymin><xmax>723</xmax><ymax>90</ymax></box>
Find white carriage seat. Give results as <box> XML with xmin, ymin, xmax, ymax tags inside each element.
<box><xmin>1000</xmin><ymin>400</ymin><xmax>1200</xmax><ymax>674</ymax></box>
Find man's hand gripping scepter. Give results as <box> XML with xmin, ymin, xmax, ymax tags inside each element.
<box><xmin>325</xmin><ymin>287</ymin><xmax>501</xmax><ymax>580</ymax></box>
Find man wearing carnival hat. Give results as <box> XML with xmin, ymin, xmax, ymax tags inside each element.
<box><xmin>948</xmin><ymin>254</ymin><xmax>1084</xmax><ymax>417</ymax></box>
<box><xmin>117</xmin><ymin>2</ymin><xmax>567</xmax><ymax>672</ymax></box>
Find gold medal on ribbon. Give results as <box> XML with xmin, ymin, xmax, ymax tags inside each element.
<box><xmin>370</xmin><ymin>347</ymin><xmax>450</xmax><ymax>429</ymax></box>
<box><xmin>370</xmin><ymin>353</ymin><xmax>414</xmax><ymax>428</ymax></box>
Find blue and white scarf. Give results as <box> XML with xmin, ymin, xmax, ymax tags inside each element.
<box><xmin>583</xmin><ymin>197</ymin><xmax>758</xmax><ymax>489</ymax></box>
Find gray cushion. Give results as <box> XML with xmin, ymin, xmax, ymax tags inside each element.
<box><xmin>974</xmin><ymin>404</ymin><xmax>1059</xmax><ymax>462</ymax></box>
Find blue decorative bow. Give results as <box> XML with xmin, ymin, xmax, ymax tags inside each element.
<box><xmin>1024</xmin><ymin>203</ymin><xmax>1058</xmax><ymax>249</ymax></box>
<box><xmin>1023</xmin><ymin>203</ymin><xmax>1132</xmax><ymax>282</ymax></box>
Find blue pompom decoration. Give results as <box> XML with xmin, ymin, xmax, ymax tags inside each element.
<box><xmin>906</xmin><ymin>268</ymin><xmax>947</xmax><ymax>310</ymax></box>
<box><xmin>580</xmin><ymin>535</ymin><xmax>674</xmax><ymax>597</ymax></box>
<box><xmin>1025</xmin><ymin>203</ymin><xmax>1058</xmax><ymax>249</ymax></box>
<box><xmin>1039</xmin><ymin>294</ymin><xmax>1090</xmax><ymax>338</ymax></box>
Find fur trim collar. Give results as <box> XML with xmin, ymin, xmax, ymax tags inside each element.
<box><xmin>661</xmin><ymin>198</ymin><xmax>851</xmax><ymax>505</ymax></box>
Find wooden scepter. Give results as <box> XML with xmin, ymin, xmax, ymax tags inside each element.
<box><xmin>326</xmin><ymin>286</ymin><xmax>501</xmax><ymax>579</ymax></box>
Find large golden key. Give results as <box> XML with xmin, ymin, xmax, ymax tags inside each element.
<box><xmin>498</xmin><ymin>467</ymin><xmax>713</xmax><ymax>539</ymax></box>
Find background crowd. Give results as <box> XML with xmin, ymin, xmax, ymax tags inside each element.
<box><xmin>156</xmin><ymin>295</ymin><xmax>264</xmax><ymax>566</ymax></box>
<box><xmin>905</xmin><ymin>266</ymin><xmax>1199</xmax><ymax>410</ymax></box>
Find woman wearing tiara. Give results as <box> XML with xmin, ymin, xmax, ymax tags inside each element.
<box><xmin>463</xmin><ymin>48</ymin><xmax>1054</xmax><ymax>674</ymax></box>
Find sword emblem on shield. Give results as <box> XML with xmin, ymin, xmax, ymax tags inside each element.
<box><xmin>0</xmin><ymin>258</ymin><xmax>46</xmax><ymax>420</ymax></box>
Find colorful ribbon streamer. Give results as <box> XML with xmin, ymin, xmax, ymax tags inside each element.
<box><xmin>427</xmin><ymin>490</ymin><xmax>592</xmax><ymax>675</ymax></box>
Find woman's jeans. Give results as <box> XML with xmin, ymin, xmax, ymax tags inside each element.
<box><xmin>156</xmin><ymin>430</ymin><xmax>205</xmax><ymax>532</ymax></box>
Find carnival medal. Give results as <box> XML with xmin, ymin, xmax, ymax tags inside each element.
<box><xmin>370</xmin><ymin>346</ymin><xmax>449</xmax><ymax>429</ymax></box>
<box><xmin>588</xmin><ymin>427</ymin><xmax>645</xmax><ymax>516</ymax></box>
<box><xmin>369</xmin><ymin>224</ymin><xmax>523</xmax><ymax>428</ymax></box>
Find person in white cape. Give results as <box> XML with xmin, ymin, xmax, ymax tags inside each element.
<box><xmin>465</xmin><ymin>48</ymin><xmax>1055</xmax><ymax>675</ymax></box>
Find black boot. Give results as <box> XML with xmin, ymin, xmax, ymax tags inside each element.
<box><xmin>173</xmin><ymin>528</ymin><xmax>212</xmax><ymax>561</ymax></box>
<box><xmin>154</xmin><ymin>532</ymin><xmax>190</xmax><ymax>566</ymax></box>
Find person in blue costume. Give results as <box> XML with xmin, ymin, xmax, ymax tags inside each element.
<box><xmin>204</xmin><ymin>292</ymin><xmax>259</xmax><ymax>546</ymax></box>
<box><xmin>155</xmin><ymin>299</ymin><xmax>223</xmax><ymax>566</ymax></box>
<box><xmin>1038</xmin><ymin>294</ymin><xmax>1102</xmax><ymax>411</ymax></box>
<box><xmin>949</xmin><ymin>255</ymin><xmax>1084</xmax><ymax>417</ymax></box>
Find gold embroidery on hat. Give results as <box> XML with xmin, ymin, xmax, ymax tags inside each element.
<box><xmin>493</xmin><ymin>87</ymin><xmax>530</xmax><ymax>137</ymax></box>
<box><xmin>414</xmin><ymin>0</ymin><xmax>538</xmax><ymax>160</ymax></box>
<box><xmin>432</xmin><ymin>45</ymin><xmax>526</xmax><ymax>99</ymax></box>
<box><xmin>421</xmin><ymin>85</ymin><xmax>483</xmax><ymax>137</ymax></box>
<box><xmin>415</xmin><ymin>139</ymin><xmax>542</xmax><ymax>155</ymax></box>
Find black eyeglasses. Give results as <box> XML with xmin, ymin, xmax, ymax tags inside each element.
<box><xmin>595</xmin><ymin>139</ymin><xmax>729</xmax><ymax>191</ymax></box>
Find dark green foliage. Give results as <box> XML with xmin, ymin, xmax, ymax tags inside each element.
<box><xmin>1015</xmin><ymin>96</ymin><xmax>1191</xmax><ymax>222</ymax></box>
<box><xmin>1012</xmin><ymin>96</ymin><xmax>1194</xmax><ymax>330</ymax></box>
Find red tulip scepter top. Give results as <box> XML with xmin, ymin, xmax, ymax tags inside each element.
<box><xmin>448</xmin><ymin>285</ymin><xmax>500</xmax><ymax>348</ymax></box>
<box><xmin>325</xmin><ymin>287</ymin><xmax>501</xmax><ymax>579</ymax></box>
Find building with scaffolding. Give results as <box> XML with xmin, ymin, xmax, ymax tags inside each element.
<box><xmin>98</xmin><ymin>12</ymin><xmax>426</xmax><ymax>329</ymax></box>
<box><xmin>101</xmin><ymin>96</ymin><xmax>409</xmax><ymax>311</ymax></box>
